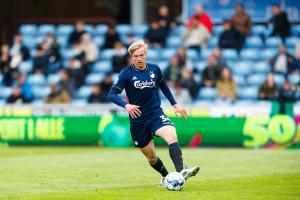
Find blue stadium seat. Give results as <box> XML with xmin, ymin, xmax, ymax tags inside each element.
<box><xmin>133</xmin><ymin>24</ymin><xmax>148</xmax><ymax>36</ymax></box>
<box><xmin>259</xmin><ymin>48</ymin><xmax>277</xmax><ymax>60</ymax></box>
<box><xmin>93</xmin><ymin>61</ymin><xmax>112</xmax><ymax>73</ymax></box>
<box><xmin>71</xmin><ymin>99</ymin><xmax>87</xmax><ymax>105</ymax></box>
<box><xmin>247</xmin><ymin>73</ymin><xmax>266</xmax><ymax>86</ymax></box>
<box><xmin>94</xmin><ymin>36</ymin><xmax>105</xmax><ymax>47</ymax></box>
<box><xmin>198</xmin><ymin>87</ymin><xmax>216</xmax><ymax>100</ymax></box>
<box><xmin>77</xmin><ymin>86</ymin><xmax>92</xmax><ymax>98</ymax></box>
<box><xmin>245</xmin><ymin>36</ymin><xmax>263</xmax><ymax>48</ymax></box>
<box><xmin>57</xmin><ymin>35</ymin><xmax>69</xmax><ymax>48</ymax></box>
<box><xmin>84</xmin><ymin>24</ymin><xmax>94</xmax><ymax>34</ymax></box>
<box><xmin>28</xmin><ymin>74</ymin><xmax>46</xmax><ymax>86</ymax></box>
<box><xmin>194</xmin><ymin>61</ymin><xmax>207</xmax><ymax>73</ymax></box>
<box><xmin>285</xmin><ymin>37</ymin><xmax>299</xmax><ymax>48</ymax></box>
<box><xmin>56</xmin><ymin>25</ymin><xmax>74</xmax><ymax>35</ymax></box>
<box><xmin>0</xmin><ymin>87</ymin><xmax>12</xmax><ymax>99</ymax></box>
<box><xmin>157</xmin><ymin>61</ymin><xmax>168</xmax><ymax>72</ymax></box>
<box><xmin>32</xmin><ymin>86</ymin><xmax>50</xmax><ymax>99</ymax></box>
<box><xmin>166</xmin><ymin>36</ymin><xmax>183</xmax><ymax>48</ymax></box>
<box><xmin>240</xmin><ymin>49</ymin><xmax>259</xmax><ymax>60</ymax></box>
<box><xmin>288</xmin><ymin>74</ymin><xmax>300</xmax><ymax>85</ymax></box>
<box><xmin>115</xmin><ymin>24</ymin><xmax>132</xmax><ymax>35</ymax></box>
<box><xmin>38</xmin><ymin>24</ymin><xmax>55</xmax><ymax>35</ymax></box>
<box><xmin>94</xmin><ymin>24</ymin><xmax>108</xmax><ymax>35</ymax></box>
<box><xmin>85</xmin><ymin>73</ymin><xmax>105</xmax><ymax>85</ymax></box>
<box><xmin>251</xmin><ymin>25</ymin><xmax>266</xmax><ymax>36</ymax></box>
<box><xmin>19</xmin><ymin>61</ymin><xmax>33</xmax><ymax>73</ymax></box>
<box><xmin>186</xmin><ymin>49</ymin><xmax>199</xmax><ymax>61</ymax></box>
<box><xmin>161</xmin><ymin>48</ymin><xmax>176</xmax><ymax>60</ymax></box>
<box><xmin>60</xmin><ymin>49</ymin><xmax>81</xmax><ymax>60</ymax></box>
<box><xmin>233</xmin><ymin>75</ymin><xmax>246</xmax><ymax>86</ymax></box>
<box><xmin>254</xmin><ymin>61</ymin><xmax>270</xmax><ymax>73</ymax></box>
<box><xmin>201</xmin><ymin>48</ymin><xmax>213</xmax><ymax>59</ymax></box>
<box><xmin>274</xmin><ymin>74</ymin><xmax>285</xmax><ymax>85</ymax></box>
<box><xmin>213</xmin><ymin>25</ymin><xmax>223</xmax><ymax>35</ymax></box>
<box><xmin>100</xmin><ymin>49</ymin><xmax>115</xmax><ymax>60</ymax></box>
<box><xmin>238</xmin><ymin>86</ymin><xmax>258</xmax><ymax>99</ymax></box>
<box><xmin>22</xmin><ymin>35</ymin><xmax>38</xmax><ymax>48</ymax></box>
<box><xmin>265</xmin><ymin>37</ymin><xmax>282</xmax><ymax>48</ymax></box>
<box><xmin>147</xmin><ymin>48</ymin><xmax>160</xmax><ymax>61</ymax></box>
<box><xmin>170</xmin><ymin>26</ymin><xmax>184</xmax><ymax>36</ymax></box>
<box><xmin>291</xmin><ymin>24</ymin><xmax>300</xmax><ymax>36</ymax></box>
<box><xmin>222</xmin><ymin>49</ymin><xmax>238</xmax><ymax>60</ymax></box>
<box><xmin>19</xmin><ymin>24</ymin><xmax>37</xmax><ymax>36</ymax></box>
<box><xmin>207</xmin><ymin>37</ymin><xmax>218</xmax><ymax>48</ymax></box>
<box><xmin>232</xmin><ymin>61</ymin><xmax>252</xmax><ymax>76</ymax></box>
<box><xmin>47</xmin><ymin>74</ymin><xmax>60</xmax><ymax>84</ymax></box>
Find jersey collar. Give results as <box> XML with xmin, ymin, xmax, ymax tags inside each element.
<box><xmin>132</xmin><ymin>64</ymin><xmax>148</xmax><ymax>72</ymax></box>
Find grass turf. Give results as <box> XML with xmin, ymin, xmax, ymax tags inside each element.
<box><xmin>0</xmin><ymin>147</ymin><xmax>299</xmax><ymax>200</ymax></box>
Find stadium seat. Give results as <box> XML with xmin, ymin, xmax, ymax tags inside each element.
<box><xmin>147</xmin><ymin>48</ymin><xmax>160</xmax><ymax>61</ymax></box>
<box><xmin>93</xmin><ymin>61</ymin><xmax>112</xmax><ymax>73</ymax></box>
<box><xmin>233</xmin><ymin>75</ymin><xmax>246</xmax><ymax>86</ymax></box>
<box><xmin>0</xmin><ymin>87</ymin><xmax>12</xmax><ymax>99</ymax></box>
<box><xmin>259</xmin><ymin>48</ymin><xmax>277</xmax><ymax>60</ymax></box>
<box><xmin>77</xmin><ymin>86</ymin><xmax>92</xmax><ymax>98</ymax></box>
<box><xmin>291</xmin><ymin>24</ymin><xmax>300</xmax><ymax>36</ymax></box>
<box><xmin>94</xmin><ymin>24</ymin><xmax>108</xmax><ymax>35</ymax></box>
<box><xmin>84</xmin><ymin>24</ymin><xmax>94</xmax><ymax>34</ymax></box>
<box><xmin>245</xmin><ymin>36</ymin><xmax>263</xmax><ymax>48</ymax></box>
<box><xmin>133</xmin><ymin>24</ymin><xmax>148</xmax><ymax>36</ymax></box>
<box><xmin>161</xmin><ymin>48</ymin><xmax>176</xmax><ymax>60</ymax></box>
<box><xmin>56</xmin><ymin>25</ymin><xmax>74</xmax><ymax>35</ymax></box>
<box><xmin>251</xmin><ymin>25</ymin><xmax>266</xmax><ymax>36</ymax></box>
<box><xmin>207</xmin><ymin>37</ymin><xmax>218</xmax><ymax>48</ymax></box>
<box><xmin>186</xmin><ymin>49</ymin><xmax>199</xmax><ymax>60</ymax></box>
<box><xmin>265</xmin><ymin>37</ymin><xmax>282</xmax><ymax>48</ymax></box>
<box><xmin>213</xmin><ymin>25</ymin><xmax>223</xmax><ymax>35</ymax></box>
<box><xmin>288</xmin><ymin>74</ymin><xmax>300</xmax><ymax>85</ymax></box>
<box><xmin>60</xmin><ymin>49</ymin><xmax>81</xmax><ymax>60</ymax></box>
<box><xmin>240</xmin><ymin>49</ymin><xmax>259</xmax><ymax>60</ymax></box>
<box><xmin>57</xmin><ymin>35</ymin><xmax>69</xmax><ymax>48</ymax></box>
<box><xmin>170</xmin><ymin>26</ymin><xmax>184</xmax><ymax>36</ymax></box>
<box><xmin>247</xmin><ymin>73</ymin><xmax>266</xmax><ymax>86</ymax></box>
<box><xmin>100</xmin><ymin>49</ymin><xmax>115</xmax><ymax>60</ymax></box>
<box><xmin>201</xmin><ymin>48</ymin><xmax>213</xmax><ymax>59</ymax></box>
<box><xmin>115</xmin><ymin>24</ymin><xmax>132</xmax><ymax>35</ymax></box>
<box><xmin>222</xmin><ymin>49</ymin><xmax>238</xmax><ymax>60</ymax></box>
<box><xmin>166</xmin><ymin>36</ymin><xmax>183</xmax><ymax>48</ymax></box>
<box><xmin>22</xmin><ymin>35</ymin><xmax>38</xmax><ymax>48</ymax></box>
<box><xmin>253</xmin><ymin>62</ymin><xmax>270</xmax><ymax>73</ymax></box>
<box><xmin>19</xmin><ymin>24</ymin><xmax>37</xmax><ymax>36</ymax></box>
<box><xmin>94</xmin><ymin>36</ymin><xmax>105</xmax><ymax>47</ymax></box>
<box><xmin>28</xmin><ymin>74</ymin><xmax>46</xmax><ymax>86</ymax></box>
<box><xmin>19</xmin><ymin>61</ymin><xmax>33</xmax><ymax>73</ymax></box>
<box><xmin>32</xmin><ymin>86</ymin><xmax>50</xmax><ymax>99</ymax></box>
<box><xmin>38</xmin><ymin>24</ymin><xmax>56</xmax><ymax>35</ymax></box>
<box><xmin>285</xmin><ymin>37</ymin><xmax>299</xmax><ymax>48</ymax></box>
<box><xmin>274</xmin><ymin>74</ymin><xmax>285</xmax><ymax>85</ymax></box>
<box><xmin>193</xmin><ymin>61</ymin><xmax>207</xmax><ymax>73</ymax></box>
<box><xmin>47</xmin><ymin>74</ymin><xmax>60</xmax><ymax>84</ymax></box>
<box><xmin>71</xmin><ymin>99</ymin><xmax>87</xmax><ymax>105</ymax></box>
<box><xmin>157</xmin><ymin>61</ymin><xmax>168</xmax><ymax>72</ymax></box>
<box><xmin>232</xmin><ymin>61</ymin><xmax>252</xmax><ymax>76</ymax></box>
<box><xmin>238</xmin><ymin>86</ymin><xmax>258</xmax><ymax>99</ymax></box>
<box><xmin>85</xmin><ymin>73</ymin><xmax>105</xmax><ymax>85</ymax></box>
<box><xmin>198</xmin><ymin>87</ymin><xmax>216</xmax><ymax>100</ymax></box>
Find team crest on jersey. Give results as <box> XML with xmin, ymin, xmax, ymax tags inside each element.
<box><xmin>149</xmin><ymin>71</ymin><xmax>155</xmax><ymax>78</ymax></box>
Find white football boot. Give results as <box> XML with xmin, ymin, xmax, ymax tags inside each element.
<box><xmin>160</xmin><ymin>177</ymin><xmax>167</xmax><ymax>187</ymax></box>
<box><xmin>180</xmin><ymin>166</ymin><xmax>200</xmax><ymax>180</ymax></box>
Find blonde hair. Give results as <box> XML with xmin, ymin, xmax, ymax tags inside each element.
<box><xmin>128</xmin><ymin>40</ymin><xmax>148</xmax><ymax>55</ymax></box>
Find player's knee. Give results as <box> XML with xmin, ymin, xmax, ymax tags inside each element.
<box><xmin>166</xmin><ymin>133</ymin><xmax>178</xmax><ymax>144</ymax></box>
<box><xmin>147</xmin><ymin>155</ymin><xmax>157</xmax><ymax>165</ymax></box>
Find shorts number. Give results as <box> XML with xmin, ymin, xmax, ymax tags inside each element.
<box><xmin>160</xmin><ymin>115</ymin><xmax>168</xmax><ymax>122</ymax></box>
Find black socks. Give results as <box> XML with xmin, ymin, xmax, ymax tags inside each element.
<box><xmin>150</xmin><ymin>157</ymin><xmax>169</xmax><ymax>177</ymax></box>
<box><xmin>169</xmin><ymin>142</ymin><xmax>184</xmax><ymax>172</ymax></box>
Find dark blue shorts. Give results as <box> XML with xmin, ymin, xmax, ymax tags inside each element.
<box><xmin>130</xmin><ymin>113</ymin><xmax>174</xmax><ymax>148</ymax></box>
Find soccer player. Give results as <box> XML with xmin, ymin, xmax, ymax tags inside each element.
<box><xmin>107</xmin><ymin>40</ymin><xmax>199</xmax><ymax>186</ymax></box>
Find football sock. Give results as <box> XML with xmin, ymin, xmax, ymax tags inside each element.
<box><xmin>169</xmin><ymin>142</ymin><xmax>184</xmax><ymax>172</ymax></box>
<box><xmin>150</xmin><ymin>157</ymin><xmax>169</xmax><ymax>177</ymax></box>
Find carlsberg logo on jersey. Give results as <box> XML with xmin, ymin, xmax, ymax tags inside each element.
<box><xmin>134</xmin><ymin>80</ymin><xmax>155</xmax><ymax>89</ymax></box>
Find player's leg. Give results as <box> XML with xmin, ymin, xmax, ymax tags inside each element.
<box><xmin>140</xmin><ymin>140</ymin><xmax>169</xmax><ymax>179</ymax></box>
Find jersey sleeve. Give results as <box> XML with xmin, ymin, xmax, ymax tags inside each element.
<box><xmin>111</xmin><ymin>69</ymin><xmax>127</xmax><ymax>93</ymax></box>
<box><xmin>107</xmin><ymin>69</ymin><xmax>128</xmax><ymax>108</ymax></box>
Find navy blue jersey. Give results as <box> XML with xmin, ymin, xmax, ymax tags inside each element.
<box><xmin>109</xmin><ymin>63</ymin><xmax>176</xmax><ymax>123</ymax></box>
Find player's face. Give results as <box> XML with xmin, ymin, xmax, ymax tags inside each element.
<box><xmin>132</xmin><ymin>47</ymin><xmax>147</xmax><ymax>70</ymax></box>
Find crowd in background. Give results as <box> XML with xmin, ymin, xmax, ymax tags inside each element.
<box><xmin>0</xmin><ymin>3</ymin><xmax>299</xmax><ymax>106</ymax></box>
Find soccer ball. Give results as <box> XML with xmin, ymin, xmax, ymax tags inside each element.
<box><xmin>164</xmin><ymin>172</ymin><xmax>185</xmax><ymax>191</ymax></box>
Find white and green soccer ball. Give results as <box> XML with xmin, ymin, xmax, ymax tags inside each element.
<box><xmin>164</xmin><ymin>172</ymin><xmax>185</xmax><ymax>191</ymax></box>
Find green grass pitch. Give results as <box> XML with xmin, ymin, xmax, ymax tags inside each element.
<box><xmin>0</xmin><ymin>147</ymin><xmax>299</xmax><ymax>200</ymax></box>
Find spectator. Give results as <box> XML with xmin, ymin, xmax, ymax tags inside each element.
<box><xmin>44</xmin><ymin>33</ymin><xmax>61</xmax><ymax>73</ymax></box>
<box><xmin>145</xmin><ymin>21</ymin><xmax>167</xmax><ymax>48</ymax></box>
<box><xmin>14</xmin><ymin>73</ymin><xmax>34</xmax><ymax>102</ymax></box>
<box><xmin>218</xmin><ymin>20</ymin><xmax>244</xmax><ymax>51</ymax></box>
<box><xmin>80</xmin><ymin>33</ymin><xmax>99</xmax><ymax>71</ymax></box>
<box><xmin>0</xmin><ymin>44</ymin><xmax>15</xmax><ymax>86</ymax></box>
<box><xmin>278</xmin><ymin>79</ymin><xmax>296</xmax><ymax>114</ymax></box>
<box><xmin>156</xmin><ymin>5</ymin><xmax>176</xmax><ymax>32</ymax></box>
<box><xmin>201</xmin><ymin>55</ymin><xmax>222</xmax><ymax>87</ymax></box>
<box><xmin>182</xmin><ymin>16</ymin><xmax>211</xmax><ymax>52</ymax></box>
<box><xmin>100</xmin><ymin>73</ymin><xmax>113</xmax><ymax>95</ymax></box>
<box><xmin>178</xmin><ymin>68</ymin><xmax>198</xmax><ymax>99</ymax></box>
<box><xmin>68</xmin><ymin>20</ymin><xmax>86</xmax><ymax>45</ymax></box>
<box><xmin>216</xmin><ymin>67</ymin><xmax>237</xmax><ymax>102</ymax></box>
<box><xmin>270</xmin><ymin>44</ymin><xmax>294</xmax><ymax>75</ymax></box>
<box><xmin>231</xmin><ymin>3</ymin><xmax>252</xmax><ymax>36</ymax></box>
<box><xmin>269</xmin><ymin>4</ymin><xmax>290</xmax><ymax>41</ymax></box>
<box><xmin>88</xmin><ymin>84</ymin><xmax>107</xmax><ymax>103</ymax></box>
<box><xmin>164</xmin><ymin>56</ymin><xmax>181</xmax><ymax>87</ymax></box>
<box><xmin>176</xmin><ymin>47</ymin><xmax>193</xmax><ymax>70</ymax></box>
<box><xmin>112</xmin><ymin>41</ymin><xmax>128</xmax><ymax>73</ymax></box>
<box><xmin>44</xmin><ymin>84</ymin><xmax>70</xmax><ymax>104</ymax></box>
<box><xmin>103</xmin><ymin>24</ymin><xmax>120</xmax><ymax>49</ymax></box>
<box><xmin>58</xmin><ymin>68</ymin><xmax>75</xmax><ymax>97</ymax></box>
<box><xmin>9</xmin><ymin>33</ymin><xmax>30</xmax><ymax>65</ymax></box>
<box><xmin>212</xmin><ymin>47</ymin><xmax>227</xmax><ymax>68</ymax></box>
<box><xmin>291</xmin><ymin>50</ymin><xmax>300</xmax><ymax>73</ymax></box>
<box><xmin>6</xmin><ymin>87</ymin><xmax>29</xmax><ymax>104</ymax></box>
<box><xmin>258</xmin><ymin>73</ymin><xmax>278</xmax><ymax>100</ymax></box>
<box><xmin>66</xmin><ymin>58</ymin><xmax>85</xmax><ymax>89</ymax></box>
<box><xmin>172</xmin><ymin>83</ymin><xmax>192</xmax><ymax>105</ymax></box>
<box><xmin>33</xmin><ymin>42</ymin><xmax>51</xmax><ymax>74</ymax></box>
<box><xmin>187</xmin><ymin>5</ymin><xmax>213</xmax><ymax>33</ymax></box>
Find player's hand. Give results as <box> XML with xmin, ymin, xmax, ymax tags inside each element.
<box><xmin>173</xmin><ymin>104</ymin><xmax>188</xmax><ymax>119</ymax></box>
<box><xmin>125</xmin><ymin>104</ymin><xmax>141</xmax><ymax>118</ymax></box>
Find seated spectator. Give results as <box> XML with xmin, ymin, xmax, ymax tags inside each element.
<box><xmin>216</xmin><ymin>67</ymin><xmax>237</xmax><ymax>102</ymax></box>
<box><xmin>6</xmin><ymin>87</ymin><xmax>29</xmax><ymax>104</ymax></box>
<box><xmin>100</xmin><ymin>73</ymin><xmax>113</xmax><ymax>95</ymax></box>
<box><xmin>164</xmin><ymin>56</ymin><xmax>181</xmax><ymax>87</ymax></box>
<box><xmin>270</xmin><ymin>44</ymin><xmax>294</xmax><ymax>75</ymax></box>
<box><xmin>231</xmin><ymin>3</ymin><xmax>252</xmax><ymax>37</ymax></box>
<box><xmin>212</xmin><ymin>47</ymin><xmax>227</xmax><ymax>68</ymax></box>
<box><xmin>182</xmin><ymin>16</ymin><xmax>211</xmax><ymax>52</ymax></box>
<box><xmin>0</xmin><ymin>44</ymin><xmax>15</xmax><ymax>86</ymax></box>
<box><xmin>172</xmin><ymin>83</ymin><xmax>192</xmax><ymax>105</ymax></box>
<box><xmin>66</xmin><ymin>58</ymin><xmax>85</xmax><ymax>89</ymax></box>
<box><xmin>291</xmin><ymin>50</ymin><xmax>300</xmax><ymax>73</ymax></box>
<box><xmin>44</xmin><ymin>33</ymin><xmax>61</xmax><ymax>73</ymax></box>
<box><xmin>145</xmin><ymin>21</ymin><xmax>167</xmax><ymax>48</ymax></box>
<box><xmin>178</xmin><ymin>68</ymin><xmax>198</xmax><ymax>99</ymax></box>
<box><xmin>14</xmin><ymin>73</ymin><xmax>34</xmax><ymax>102</ymax></box>
<box><xmin>112</xmin><ymin>41</ymin><xmax>128</xmax><ymax>73</ymax></box>
<box><xmin>258</xmin><ymin>73</ymin><xmax>278</xmax><ymax>100</ymax></box>
<box><xmin>33</xmin><ymin>42</ymin><xmax>51</xmax><ymax>74</ymax></box>
<box><xmin>187</xmin><ymin>5</ymin><xmax>213</xmax><ymax>33</ymax></box>
<box><xmin>278</xmin><ymin>79</ymin><xmax>296</xmax><ymax>114</ymax></box>
<box><xmin>201</xmin><ymin>55</ymin><xmax>222</xmax><ymax>87</ymax></box>
<box><xmin>68</xmin><ymin>20</ymin><xmax>86</xmax><ymax>46</ymax></box>
<box><xmin>88</xmin><ymin>84</ymin><xmax>107</xmax><ymax>103</ymax></box>
<box><xmin>58</xmin><ymin>68</ymin><xmax>75</xmax><ymax>97</ymax></box>
<box><xmin>156</xmin><ymin>5</ymin><xmax>176</xmax><ymax>32</ymax></box>
<box><xmin>176</xmin><ymin>47</ymin><xmax>193</xmax><ymax>70</ymax></box>
<box><xmin>44</xmin><ymin>84</ymin><xmax>70</xmax><ymax>104</ymax></box>
<box><xmin>80</xmin><ymin>33</ymin><xmax>99</xmax><ymax>71</ymax></box>
<box><xmin>218</xmin><ymin>20</ymin><xmax>244</xmax><ymax>51</ymax></box>
<box><xmin>9</xmin><ymin>33</ymin><xmax>30</xmax><ymax>68</ymax></box>
<box><xmin>269</xmin><ymin>4</ymin><xmax>290</xmax><ymax>41</ymax></box>
<box><xmin>103</xmin><ymin>24</ymin><xmax>120</xmax><ymax>49</ymax></box>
